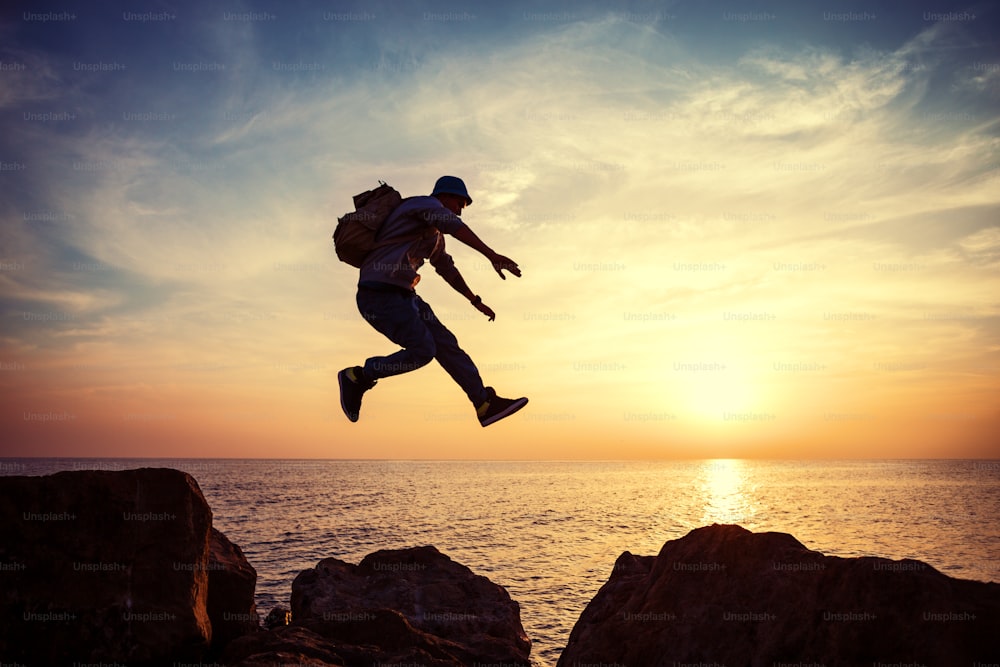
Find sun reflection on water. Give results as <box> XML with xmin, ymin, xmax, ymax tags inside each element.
<box><xmin>699</xmin><ymin>459</ymin><xmax>757</xmax><ymax>527</ymax></box>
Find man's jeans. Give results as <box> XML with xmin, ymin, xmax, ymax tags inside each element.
<box><xmin>356</xmin><ymin>285</ymin><xmax>489</xmax><ymax>406</ymax></box>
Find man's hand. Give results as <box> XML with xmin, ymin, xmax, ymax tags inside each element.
<box><xmin>450</xmin><ymin>225</ymin><xmax>522</xmax><ymax>280</ymax></box>
<box><xmin>490</xmin><ymin>253</ymin><xmax>521</xmax><ymax>280</ymax></box>
<box><xmin>472</xmin><ymin>298</ymin><xmax>496</xmax><ymax>321</ymax></box>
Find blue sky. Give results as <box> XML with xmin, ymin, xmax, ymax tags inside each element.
<box><xmin>2</xmin><ymin>0</ymin><xmax>998</xmax><ymax>459</ymax></box>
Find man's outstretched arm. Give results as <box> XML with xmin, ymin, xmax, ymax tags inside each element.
<box><xmin>436</xmin><ymin>265</ymin><xmax>496</xmax><ymax>321</ymax></box>
<box><xmin>430</xmin><ymin>249</ymin><xmax>497</xmax><ymax>321</ymax></box>
<box><xmin>450</xmin><ymin>225</ymin><xmax>521</xmax><ymax>279</ymax></box>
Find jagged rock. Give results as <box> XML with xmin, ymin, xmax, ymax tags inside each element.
<box><xmin>209</xmin><ymin>527</ymin><xmax>259</xmax><ymax>650</ymax></box>
<box><xmin>222</xmin><ymin>624</ymin><xmax>347</xmax><ymax>666</ymax></box>
<box><xmin>224</xmin><ymin>609</ymin><xmax>496</xmax><ymax>667</ymax></box>
<box><xmin>264</xmin><ymin>545</ymin><xmax>533</xmax><ymax>666</ymax></box>
<box><xmin>0</xmin><ymin>468</ymin><xmax>257</xmax><ymax>665</ymax></box>
<box><xmin>558</xmin><ymin>524</ymin><xmax>1000</xmax><ymax>666</ymax></box>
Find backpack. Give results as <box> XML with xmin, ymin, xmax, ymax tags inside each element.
<box><xmin>332</xmin><ymin>181</ymin><xmax>405</xmax><ymax>268</ymax></box>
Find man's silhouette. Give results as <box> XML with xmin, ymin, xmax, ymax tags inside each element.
<box><xmin>338</xmin><ymin>176</ymin><xmax>528</xmax><ymax>427</ymax></box>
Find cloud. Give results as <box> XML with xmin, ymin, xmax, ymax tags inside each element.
<box><xmin>2</xmin><ymin>7</ymin><xmax>998</xmax><ymax>456</ymax></box>
<box><xmin>0</xmin><ymin>43</ymin><xmax>67</xmax><ymax>110</ymax></box>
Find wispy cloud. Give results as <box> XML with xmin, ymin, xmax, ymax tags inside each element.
<box><xmin>2</xmin><ymin>6</ymin><xmax>997</xmax><ymax>457</ymax></box>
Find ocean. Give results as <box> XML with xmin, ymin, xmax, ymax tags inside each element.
<box><xmin>4</xmin><ymin>458</ymin><xmax>999</xmax><ymax>666</ymax></box>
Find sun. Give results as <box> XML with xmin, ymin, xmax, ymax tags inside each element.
<box><xmin>678</xmin><ymin>366</ymin><xmax>761</xmax><ymax>425</ymax></box>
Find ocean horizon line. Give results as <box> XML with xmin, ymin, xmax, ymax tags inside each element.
<box><xmin>2</xmin><ymin>455</ymin><xmax>997</xmax><ymax>463</ymax></box>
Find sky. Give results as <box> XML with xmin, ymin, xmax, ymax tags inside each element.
<box><xmin>1</xmin><ymin>0</ymin><xmax>998</xmax><ymax>460</ymax></box>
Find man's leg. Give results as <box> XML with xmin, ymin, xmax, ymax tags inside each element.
<box><xmin>356</xmin><ymin>287</ymin><xmax>436</xmax><ymax>381</ymax></box>
<box><xmin>413</xmin><ymin>295</ymin><xmax>490</xmax><ymax>406</ymax></box>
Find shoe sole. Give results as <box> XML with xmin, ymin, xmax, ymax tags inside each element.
<box><xmin>479</xmin><ymin>397</ymin><xmax>529</xmax><ymax>427</ymax></box>
<box><xmin>337</xmin><ymin>369</ymin><xmax>360</xmax><ymax>423</ymax></box>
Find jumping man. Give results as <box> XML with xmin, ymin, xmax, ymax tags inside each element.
<box><xmin>338</xmin><ymin>175</ymin><xmax>529</xmax><ymax>427</ymax></box>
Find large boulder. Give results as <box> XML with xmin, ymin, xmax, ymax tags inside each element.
<box><xmin>233</xmin><ymin>545</ymin><xmax>531</xmax><ymax>666</ymax></box>
<box><xmin>0</xmin><ymin>468</ymin><xmax>257</xmax><ymax>665</ymax></box>
<box><xmin>208</xmin><ymin>527</ymin><xmax>260</xmax><ymax>650</ymax></box>
<box><xmin>558</xmin><ymin>524</ymin><xmax>1000</xmax><ymax>666</ymax></box>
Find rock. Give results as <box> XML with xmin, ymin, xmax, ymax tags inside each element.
<box><xmin>208</xmin><ymin>527</ymin><xmax>259</xmax><ymax>650</ymax></box>
<box><xmin>263</xmin><ymin>605</ymin><xmax>291</xmax><ymax>629</ymax></box>
<box><xmin>223</xmin><ymin>624</ymin><xmax>347</xmax><ymax>666</ymax></box>
<box><xmin>0</xmin><ymin>468</ymin><xmax>258</xmax><ymax>665</ymax></box>
<box><xmin>272</xmin><ymin>545</ymin><xmax>532</xmax><ymax>666</ymax></box>
<box><xmin>558</xmin><ymin>524</ymin><xmax>1000</xmax><ymax>666</ymax></box>
<box><xmin>224</xmin><ymin>609</ymin><xmax>487</xmax><ymax>667</ymax></box>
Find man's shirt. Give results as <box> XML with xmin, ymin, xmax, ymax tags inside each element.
<box><xmin>359</xmin><ymin>195</ymin><xmax>468</xmax><ymax>291</ymax></box>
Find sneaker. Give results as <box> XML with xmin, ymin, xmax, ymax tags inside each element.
<box><xmin>476</xmin><ymin>388</ymin><xmax>528</xmax><ymax>427</ymax></box>
<box><xmin>338</xmin><ymin>366</ymin><xmax>376</xmax><ymax>422</ymax></box>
